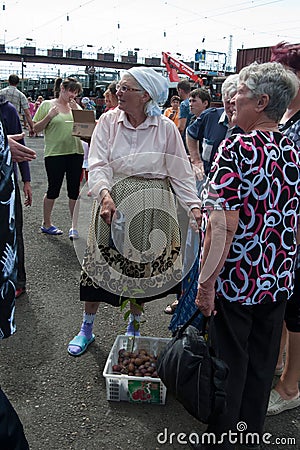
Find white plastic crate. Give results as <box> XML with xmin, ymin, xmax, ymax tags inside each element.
<box><xmin>103</xmin><ymin>335</ymin><xmax>171</xmax><ymax>404</ymax></box>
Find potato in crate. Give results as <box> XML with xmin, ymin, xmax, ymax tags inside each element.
<box><xmin>103</xmin><ymin>335</ymin><xmax>171</xmax><ymax>404</ymax></box>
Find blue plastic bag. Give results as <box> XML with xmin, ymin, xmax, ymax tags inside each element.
<box><xmin>169</xmin><ymin>226</ymin><xmax>203</xmax><ymax>334</ymax></box>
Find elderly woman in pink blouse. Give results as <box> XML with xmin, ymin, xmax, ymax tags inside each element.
<box><xmin>68</xmin><ymin>67</ymin><xmax>201</xmax><ymax>356</ymax></box>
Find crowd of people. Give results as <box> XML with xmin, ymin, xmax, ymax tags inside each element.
<box><xmin>0</xmin><ymin>42</ymin><xmax>300</xmax><ymax>449</ymax></box>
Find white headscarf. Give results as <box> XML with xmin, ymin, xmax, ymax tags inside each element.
<box><xmin>126</xmin><ymin>67</ymin><xmax>169</xmax><ymax>116</ymax></box>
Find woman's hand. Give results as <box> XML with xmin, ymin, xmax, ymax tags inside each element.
<box><xmin>190</xmin><ymin>207</ymin><xmax>202</xmax><ymax>231</ymax></box>
<box><xmin>48</xmin><ymin>105</ymin><xmax>59</xmax><ymax>119</ymax></box>
<box><xmin>195</xmin><ymin>284</ymin><xmax>216</xmax><ymax>317</ymax></box>
<box><xmin>100</xmin><ymin>193</ymin><xmax>116</xmax><ymax>225</ymax></box>
<box><xmin>23</xmin><ymin>181</ymin><xmax>32</xmax><ymax>206</ymax></box>
<box><xmin>33</xmin><ymin>104</ymin><xmax>58</xmax><ymax>134</ymax></box>
<box><xmin>69</xmin><ymin>99</ymin><xmax>79</xmax><ymax>110</ymax></box>
<box><xmin>192</xmin><ymin>161</ymin><xmax>204</xmax><ymax>181</ymax></box>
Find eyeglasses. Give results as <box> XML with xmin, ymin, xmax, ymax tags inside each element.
<box><xmin>116</xmin><ymin>84</ymin><xmax>143</xmax><ymax>93</ymax></box>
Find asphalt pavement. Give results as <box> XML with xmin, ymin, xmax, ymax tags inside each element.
<box><xmin>0</xmin><ymin>135</ymin><xmax>299</xmax><ymax>450</ymax></box>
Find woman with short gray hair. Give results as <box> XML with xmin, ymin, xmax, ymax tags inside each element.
<box><xmin>239</xmin><ymin>61</ymin><xmax>298</xmax><ymax>122</ymax></box>
<box><xmin>193</xmin><ymin>62</ymin><xmax>299</xmax><ymax>449</ymax></box>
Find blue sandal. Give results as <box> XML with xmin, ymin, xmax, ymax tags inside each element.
<box><xmin>67</xmin><ymin>334</ymin><xmax>95</xmax><ymax>356</ymax></box>
<box><xmin>41</xmin><ymin>225</ymin><xmax>63</xmax><ymax>235</ymax></box>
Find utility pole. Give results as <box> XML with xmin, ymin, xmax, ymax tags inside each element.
<box><xmin>227</xmin><ymin>34</ymin><xmax>233</xmax><ymax>72</ymax></box>
<box><xmin>21</xmin><ymin>57</ymin><xmax>26</xmax><ymax>91</ymax></box>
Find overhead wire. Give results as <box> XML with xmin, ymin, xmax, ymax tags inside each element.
<box><xmin>5</xmin><ymin>0</ymin><xmax>98</xmax><ymax>44</ymax></box>
<box><xmin>3</xmin><ymin>0</ymin><xmax>297</xmax><ymax>54</ymax></box>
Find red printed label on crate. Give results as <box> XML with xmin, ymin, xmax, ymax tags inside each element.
<box><xmin>128</xmin><ymin>380</ymin><xmax>160</xmax><ymax>403</ymax></box>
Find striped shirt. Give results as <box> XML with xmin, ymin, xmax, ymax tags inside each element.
<box><xmin>0</xmin><ymin>85</ymin><xmax>29</xmax><ymax>113</ymax></box>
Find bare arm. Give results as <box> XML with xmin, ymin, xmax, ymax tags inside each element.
<box><xmin>187</xmin><ymin>133</ymin><xmax>201</xmax><ymax>164</ymax></box>
<box><xmin>24</xmin><ymin>108</ymin><xmax>34</xmax><ymax>134</ymax></box>
<box><xmin>178</xmin><ymin>117</ymin><xmax>187</xmax><ymax>135</ymax></box>
<box><xmin>23</xmin><ymin>181</ymin><xmax>32</xmax><ymax>206</ymax></box>
<box><xmin>186</xmin><ymin>133</ymin><xmax>204</xmax><ymax>180</ymax></box>
<box><xmin>195</xmin><ymin>209</ymin><xmax>239</xmax><ymax>316</ymax></box>
<box><xmin>33</xmin><ymin>104</ymin><xmax>59</xmax><ymax>134</ymax></box>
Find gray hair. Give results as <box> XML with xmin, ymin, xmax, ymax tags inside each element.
<box><xmin>238</xmin><ymin>62</ymin><xmax>299</xmax><ymax>122</ymax></box>
<box><xmin>221</xmin><ymin>74</ymin><xmax>239</xmax><ymax>99</ymax></box>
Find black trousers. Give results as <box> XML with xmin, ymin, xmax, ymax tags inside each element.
<box><xmin>44</xmin><ymin>154</ymin><xmax>83</xmax><ymax>200</ymax></box>
<box><xmin>0</xmin><ymin>387</ymin><xmax>29</xmax><ymax>450</ymax></box>
<box><xmin>205</xmin><ymin>298</ymin><xmax>286</xmax><ymax>449</ymax></box>
<box><xmin>14</xmin><ymin>181</ymin><xmax>26</xmax><ymax>290</ymax></box>
<box><xmin>285</xmin><ymin>267</ymin><xmax>300</xmax><ymax>332</ymax></box>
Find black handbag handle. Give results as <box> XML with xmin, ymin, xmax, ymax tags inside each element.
<box><xmin>178</xmin><ymin>309</ymin><xmax>211</xmax><ymax>337</ymax></box>
<box><xmin>178</xmin><ymin>311</ymin><xmax>220</xmax><ymax>359</ymax></box>
<box><xmin>176</xmin><ymin>294</ymin><xmax>223</xmax><ymax>362</ymax></box>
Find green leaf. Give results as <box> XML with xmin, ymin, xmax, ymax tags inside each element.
<box><xmin>120</xmin><ymin>299</ymin><xmax>129</xmax><ymax>311</ymax></box>
<box><xmin>134</xmin><ymin>303</ymin><xmax>144</xmax><ymax>312</ymax></box>
<box><xmin>119</xmin><ymin>288</ymin><xmax>144</xmax><ymax>339</ymax></box>
<box><xmin>133</xmin><ymin>320</ymin><xmax>140</xmax><ymax>331</ymax></box>
<box><xmin>131</xmin><ymin>288</ymin><xmax>144</xmax><ymax>295</ymax></box>
<box><xmin>124</xmin><ymin>310</ymin><xmax>131</xmax><ymax>321</ymax></box>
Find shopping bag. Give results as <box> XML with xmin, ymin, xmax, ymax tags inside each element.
<box><xmin>169</xmin><ymin>254</ymin><xmax>203</xmax><ymax>333</ymax></box>
<box><xmin>157</xmin><ymin>312</ymin><xmax>229</xmax><ymax>424</ymax></box>
<box><xmin>169</xmin><ymin>226</ymin><xmax>202</xmax><ymax>333</ymax></box>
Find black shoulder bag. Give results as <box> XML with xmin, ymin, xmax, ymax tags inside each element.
<box><xmin>157</xmin><ymin>310</ymin><xmax>229</xmax><ymax>424</ymax></box>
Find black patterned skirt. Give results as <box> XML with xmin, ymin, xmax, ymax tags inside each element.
<box><xmin>80</xmin><ymin>176</ymin><xmax>182</xmax><ymax>306</ymax></box>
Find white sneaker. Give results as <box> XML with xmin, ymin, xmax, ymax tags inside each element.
<box><xmin>69</xmin><ymin>228</ymin><xmax>79</xmax><ymax>240</ymax></box>
<box><xmin>267</xmin><ymin>389</ymin><xmax>300</xmax><ymax>415</ymax></box>
<box><xmin>274</xmin><ymin>365</ymin><xmax>284</xmax><ymax>376</ymax></box>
